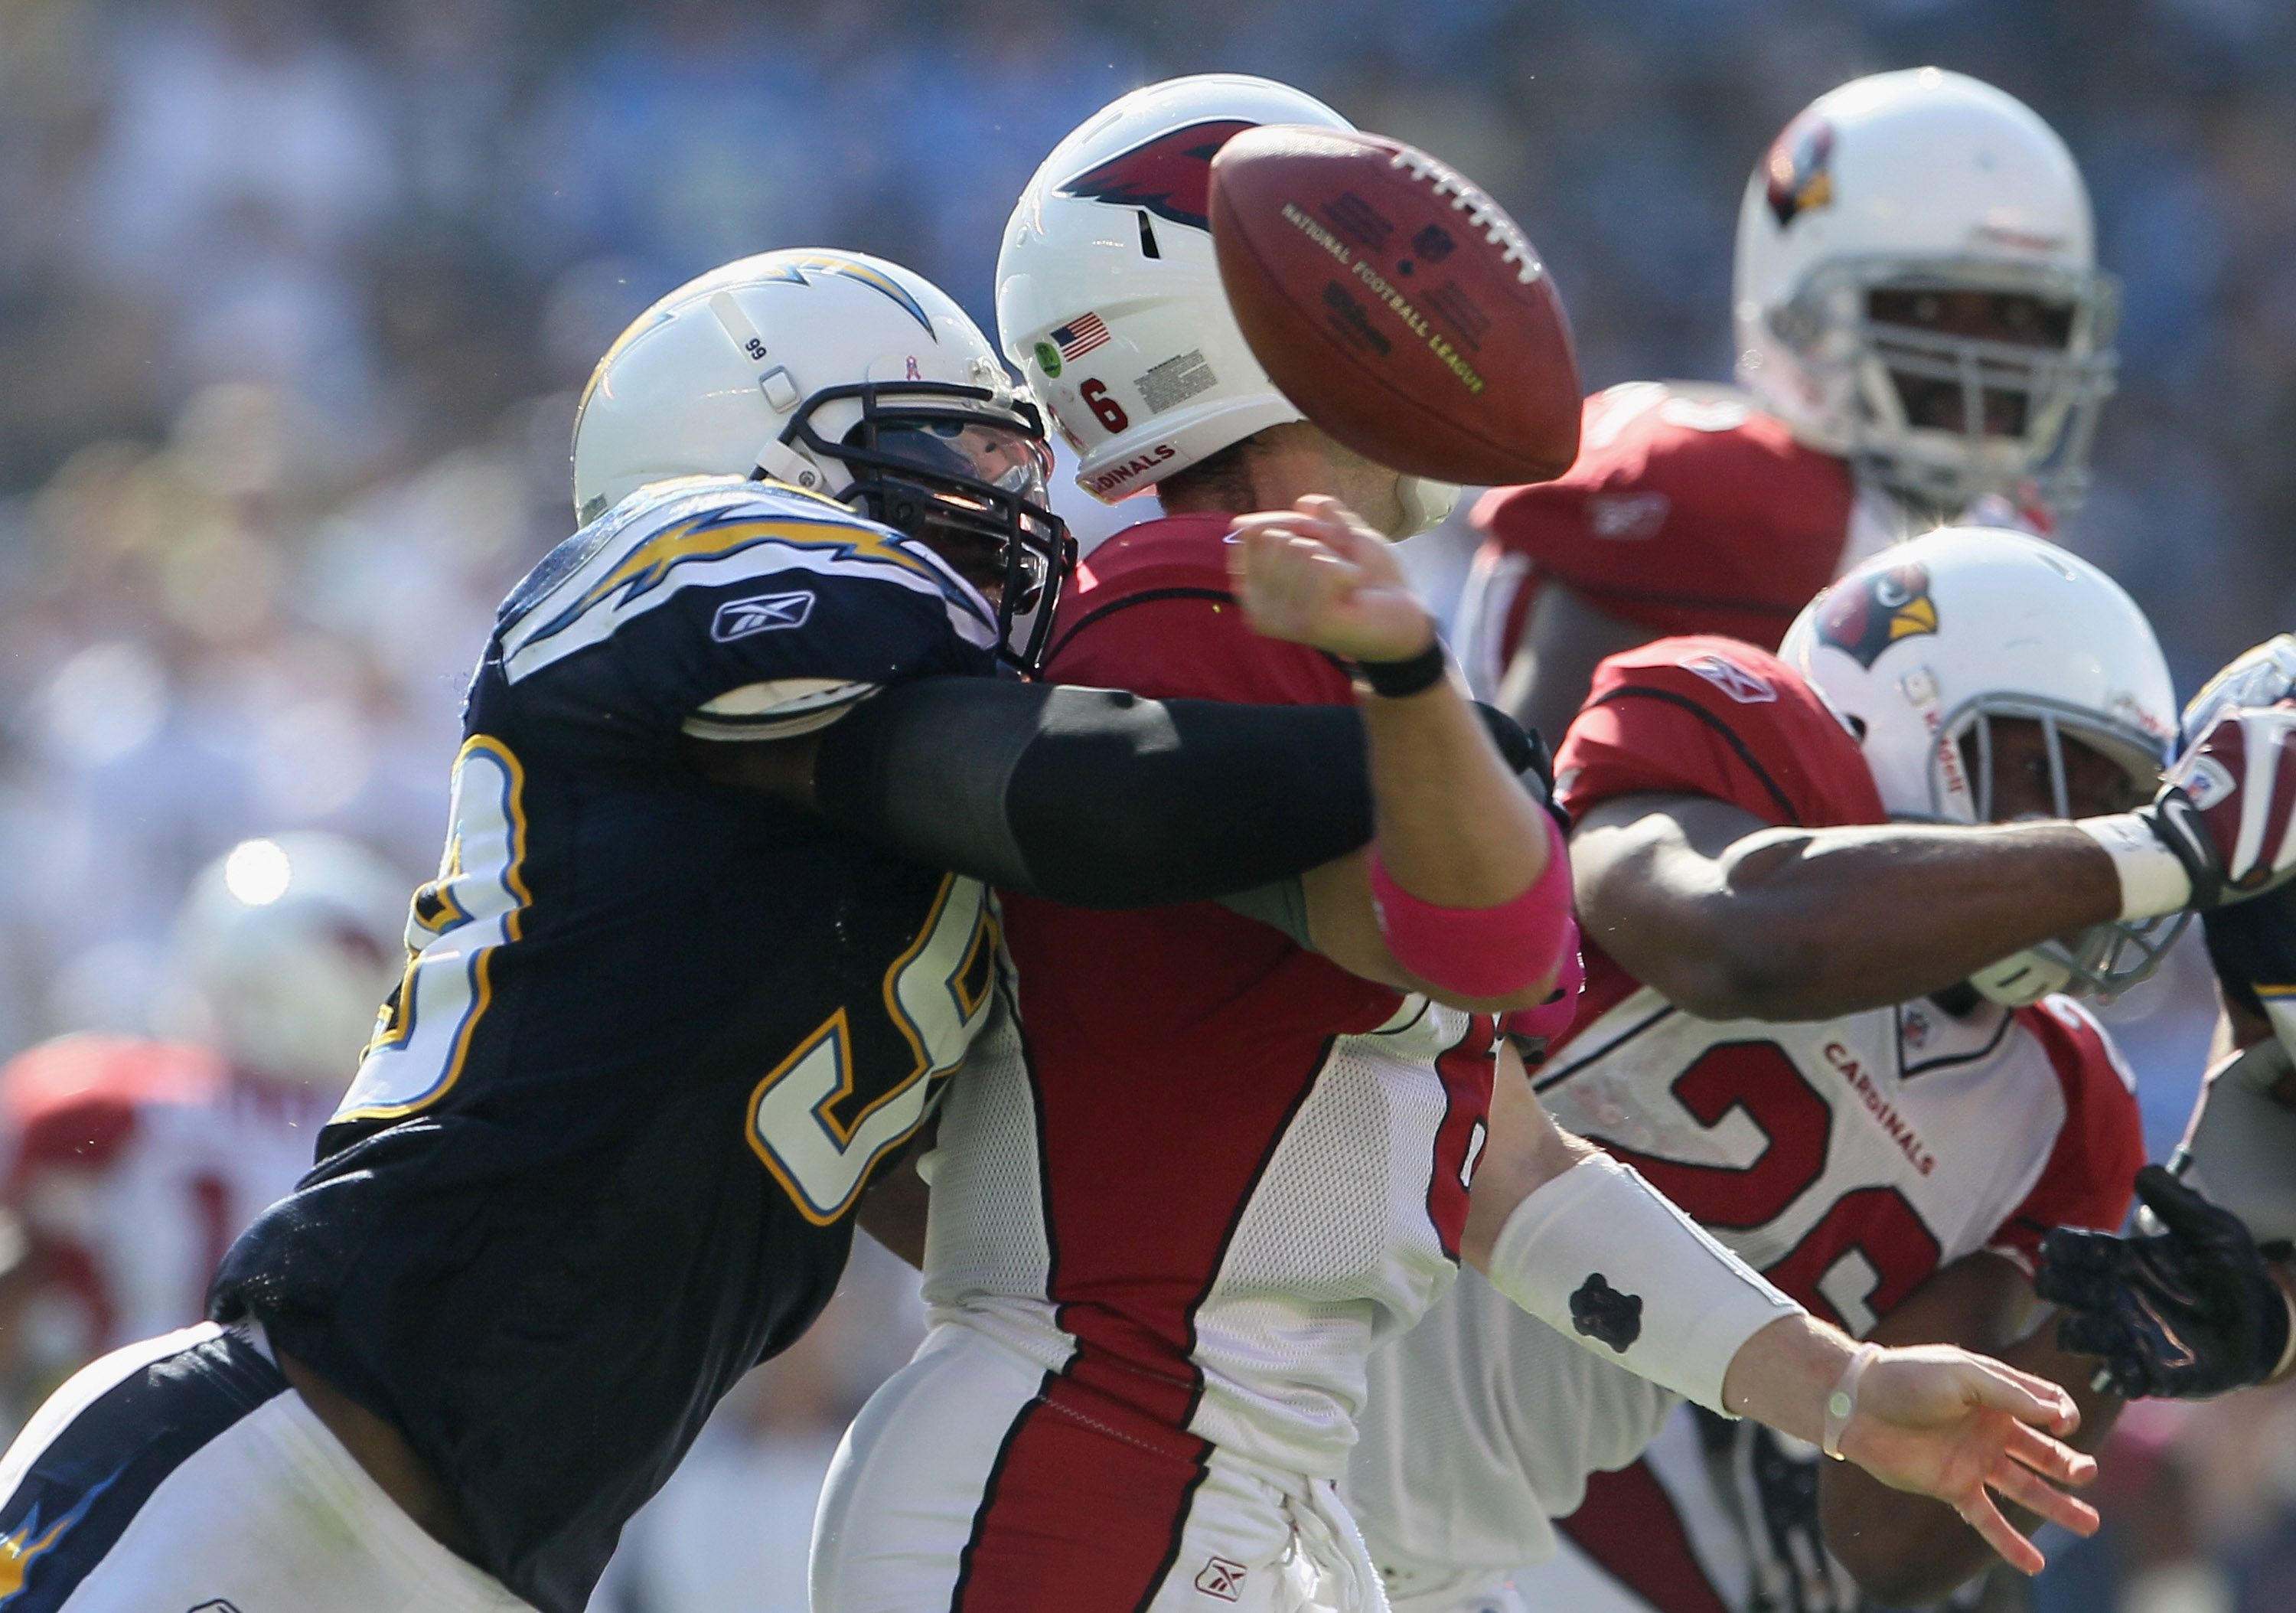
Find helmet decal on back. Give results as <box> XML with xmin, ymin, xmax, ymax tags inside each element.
<box><xmin>754</xmin><ymin>254</ymin><xmax>937</xmax><ymax>337</ymax></box>
<box><xmin>1764</xmin><ymin>115</ymin><xmax>1835</xmax><ymax>227</ymax></box>
<box><xmin>1815</xmin><ymin>560</ymin><xmax>1937</xmax><ymax>669</ymax></box>
<box><xmin>1054</xmin><ymin>119</ymin><xmax>1257</xmax><ymax>230</ymax></box>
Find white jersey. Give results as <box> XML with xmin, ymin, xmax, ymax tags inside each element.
<box><xmin>926</xmin><ymin>989</ymin><xmax>1490</xmax><ymax>1480</ymax></box>
<box><xmin>0</xmin><ymin>1035</ymin><xmax>329</xmax><ymax>1371</ymax></box>
<box><xmin>1349</xmin><ymin>989</ymin><xmax>2138</xmax><ymax>1595</ymax></box>
<box><xmin>1347</xmin><ymin>638</ymin><xmax>2144</xmax><ymax>1612</ymax></box>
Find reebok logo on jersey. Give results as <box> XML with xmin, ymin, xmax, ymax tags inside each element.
<box><xmin>712</xmin><ymin>590</ymin><xmax>817</xmax><ymax>642</ymax></box>
<box><xmin>1570</xmin><ymin>1272</ymin><xmax>1643</xmax><ymax>1353</ymax></box>
<box><xmin>1680</xmin><ymin>652</ymin><xmax>1776</xmax><ymax>704</ymax></box>
<box><xmin>188</xmin><ymin>1603</ymin><xmax>246</xmax><ymax>1613</ymax></box>
<box><xmin>1195</xmin><ymin>1557</ymin><xmax>1248</xmax><ymax>1600</ymax></box>
<box><xmin>1587</xmin><ymin>491</ymin><xmax>1668</xmax><ymax>540</ymax></box>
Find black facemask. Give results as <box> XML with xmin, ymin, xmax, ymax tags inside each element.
<box><xmin>778</xmin><ymin>381</ymin><xmax>1076</xmax><ymax>676</ymax></box>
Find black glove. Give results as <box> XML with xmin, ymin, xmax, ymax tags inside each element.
<box><xmin>2038</xmin><ymin>1164</ymin><xmax>2293</xmax><ymax>1399</ymax></box>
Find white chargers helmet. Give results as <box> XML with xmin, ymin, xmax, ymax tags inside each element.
<box><xmin>1733</xmin><ymin>68</ymin><xmax>2117</xmax><ymax>520</ymax></box>
<box><xmin>996</xmin><ymin>74</ymin><xmax>1456</xmax><ymax>535</ymax></box>
<box><xmin>173</xmin><ymin>834</ymin><xmax>409</xmax><ymax>1090</ymax></box>
<box><xmin>573</xmin><ymin>249</ymin><xmax>1074</xmax><ymax>672</ymax></box>
<box><xmin>1779</xmin><ymin>528</ymin><xmax>2178</xmax><ymax>1004</ymax></box>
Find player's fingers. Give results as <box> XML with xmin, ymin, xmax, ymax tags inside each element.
<box><xmin>1948</xmin><ymin>1357</ymin><xmax>2080</xmax><ymax>1435</ymax></box>
<box><xmin>1998</xmin><ymin>1417</ymin><xmax>2098</xmax><ymax>1487</ymax></box>
<box><xmin>1232</xmin><ymin>525</ymin><xmax>1360</xmax><ymax>604</ymax></box>
<box><xmin>1956</xmin><ymin>1489</ymin><xmax>2047</xmax><ymax>1576</ymax></box>
<box><xmin>1290</xmin><ymin>493</ymin><xmax>1381</xmax><ymax>539</ymax></box>
<box><xmin>1232</xmin><ymin>502</ymin><xmax>1355</xmax><ymax>545</ymax></box>
<box><xmin>1987</xmin><ymin>1450</ymin><xmax>2103</xmax><ymax>1536</ymax></box>
<box><xmin>2037</xmin><ymin>1226</ymin><xmax>2121</xmax><ymax>1285</ymax></box>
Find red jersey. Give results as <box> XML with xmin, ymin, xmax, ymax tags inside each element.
<box><xmin>1452</xmin><ymin>383</ymin><xmax>1859</xmax><ymax>697</ymax></box>
<box><xmin>920</xmin><ymin>514</ymin><xmax>1499</xmax><ymax>1601</ymax></box>
<box><xmin>0</xmin><ymin>1035</ymin><xmax>331</xmax><ymax>1373</ymax></box>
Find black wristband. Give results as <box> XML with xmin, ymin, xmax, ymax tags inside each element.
<box><xmin>1356</xmin><ymin>638</ymin><xmax>1447</xmax><ymax>699</ymax></box>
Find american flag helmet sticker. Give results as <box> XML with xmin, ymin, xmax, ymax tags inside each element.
<box><xmin>1050</xmin><ymin>312</ymin><xmax>1111</xmax><ymax>361</ymax></box>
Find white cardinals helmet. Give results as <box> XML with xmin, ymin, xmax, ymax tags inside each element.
<box><xmin>573</xmin><ymin>249</ymin><xmax>1074</xmax><ymax>672</ymax></box>
<box><xmin>997</xmin><ymin>74</ymin><xmax>1456</xmax><ymax>535</ymax></box>
<box><xmin>174</xmin><ymin>834</ymin><xmax>409</xmax><ymax>1090</ymax></box>
<box><xmin>1734</xmin><ymin>69</ymin><xmax>2117</xmax><ymax>520</ymax></box>
<box><xmin>1779</xmin><ymin>528</ymin><xmax>2178</xmax><ymax>1002</ymax></box>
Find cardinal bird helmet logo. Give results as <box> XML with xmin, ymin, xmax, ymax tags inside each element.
<box><xmin>1817</xmin><ymin>560</ymin><xmax>1939</xmax><ymax>668</ymax></box>
<box><xmin>1765</xmin><ymin>113</ymin><xmax>1835</xmax><ymax>228</ymax></box>
<box><xmin>1055</xmin><ymin>119</ymin><xmax>1258</xmax><ymax>231</ymax></box>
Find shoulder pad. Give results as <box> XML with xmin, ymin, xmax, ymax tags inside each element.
<box><xmin>497</xmin><ymin>479</ymin><xmax>987</xmax><ymax>684</ymax></box>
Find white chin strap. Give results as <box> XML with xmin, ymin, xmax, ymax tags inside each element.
<box><xmin>755</xmin><ymin>437</ymin><xmax>835</xmax><ymax>495</ymax></box>
<box><xmin>1391</xmin><ymin>477</ymin><xmax>1459</xmax><ymax>538</ymax></box>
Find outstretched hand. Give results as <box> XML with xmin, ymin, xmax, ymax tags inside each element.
<box><xmin>1836</xmin><ymin>1345</ymin><xmax>2099</xmax><ymax>1575</ymax></box>
<box><xmin>1226</xmin><ymin>495</ymin><xmax>1435</xmax><ymax>664</ymax></box>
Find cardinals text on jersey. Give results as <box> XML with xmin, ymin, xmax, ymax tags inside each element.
<box><xmin>1347</xmin><ymin>637</ymin><xmax>2141</xmax><ymax>1613</ymax></box>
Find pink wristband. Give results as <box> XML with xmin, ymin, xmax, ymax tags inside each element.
<box><xmin>1368</xmin><ymin>813</ymin><xmax>1574</xmax><ymax>999</ymax></box>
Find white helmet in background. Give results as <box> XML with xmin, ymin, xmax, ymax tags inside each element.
<box><xmin>1779</xmin><ymin>529</ymin><xmax>2177</xmax><ymax>1004</ymax></box>
<box><xmin>997</xmin><ymin>74</ymin><xmax>1456</xmax><ymax>535</ymax></box>
<box><xmin>572</xmin><ymin>249</ymin><xmax>1073</xmax><ymax>672</ymax></box>
<box><xmin>174</xmin><ymin>834</ymin><xmax>409</xmax><ymax>1090</ymax></box>
<box><xmin>1733</xmin><ymin>68</ymin><xmax>2117</xmax><ymax>519</ymax></box>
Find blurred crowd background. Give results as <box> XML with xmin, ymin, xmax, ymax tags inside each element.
<box><xmin>0</xmin><ymin>0</ymin><xmax>2291</xmax><ymax>1608</ymax></box>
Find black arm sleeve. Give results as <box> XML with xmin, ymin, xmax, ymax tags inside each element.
<box><xmin>812</xmin><ymin>677</ymin><xmax>1551</xmax><ymax>909</ymax></box>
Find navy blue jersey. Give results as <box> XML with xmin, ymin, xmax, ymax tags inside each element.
<box><xmin>211</xmin><ymin>477</ymin><xmax>1006</xmax><ymax>1612</ymax></box>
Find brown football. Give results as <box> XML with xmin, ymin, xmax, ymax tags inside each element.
<box><xmin>1209</xmin><ymin>125</ymin><xmax>1580</xmax><ymax>487</ymax></box>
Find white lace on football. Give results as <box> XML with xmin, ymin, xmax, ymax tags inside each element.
<box><xmin>1388</xmin><ymin>149</ymin><xmax>1544</xmax><ymax>285</ymax></box>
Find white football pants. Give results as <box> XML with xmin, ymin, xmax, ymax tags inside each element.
<box><xmin>0</xmin><ymin>1323</ymin><xmax>533</xmax><ymax>1611</ymax></box>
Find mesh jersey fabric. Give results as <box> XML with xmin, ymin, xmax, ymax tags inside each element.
<box><xmin>930</xmin><ymin>513</ymin><xmax>1501</xmax><ymax>1484</ymax></box>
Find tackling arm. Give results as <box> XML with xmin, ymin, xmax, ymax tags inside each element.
<box><xmin>1571</xmin><ymin>792</ymin><xmax>2123</xmax><ymax>1020</ymax></box>
<box><xmin>685</xmin><ymin>676</ymin><xmax>1544</xmax><ymax>916</ymax></box>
